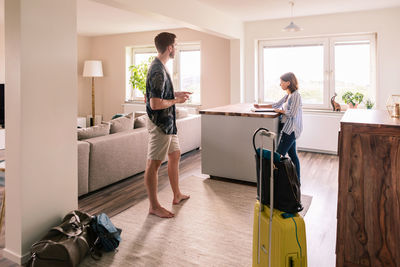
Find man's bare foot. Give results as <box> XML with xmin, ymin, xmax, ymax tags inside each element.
<box><xmin>149</xmin><ymin>206</ymin><xmax>174</xmax><ymax>218</ymax></box>
<box><xmin>173</xmin><ymin>193</ymin><xmax>190</xmax><ymax>205</ymax></box>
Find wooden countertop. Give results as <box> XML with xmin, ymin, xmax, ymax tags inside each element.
<box><xmin>199</xmin><ymin>103</ymin><xmax>279</xmax><ymax>118</ymax></box>
<box><xmin>341</xmin><ymin>109</ymin><xmax>400</xmax><ymax>127</ymax></box>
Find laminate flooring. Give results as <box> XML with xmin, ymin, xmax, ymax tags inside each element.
<box><xmin>0</xmin><ymin>149</ymin><xmax>339</xmax><ymax>267</ymax></box>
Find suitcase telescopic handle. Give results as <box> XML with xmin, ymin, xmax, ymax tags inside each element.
<box><xmin>252</xmin><ymin>128</ymin><xmax>276</xmax><ymax>154</ymax></box>
<box><xmin>253</xmin><ymin>128</ymin><xmax>276</xmax><ymax>267</ymax></box>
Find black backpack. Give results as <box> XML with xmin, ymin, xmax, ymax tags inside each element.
<box><xmin>253</xmin><ymin>128</ymin><xmax>303</xmax><ymax>214</ymax></box>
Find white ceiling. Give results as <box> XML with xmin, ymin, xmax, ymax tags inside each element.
<box><xmin>77</xmin><ymin>0</ymin><xmax>182</xmax><ymax>36</ymax></box>
<box><xmin>196</xmin><ymin>0</ymin><xmax>400</xmax><ymax>21</ymax></box>
<box><xmin>46</xmin><ymin>0</ymin><xmax>400</xmax><ymax>36</ymax></box>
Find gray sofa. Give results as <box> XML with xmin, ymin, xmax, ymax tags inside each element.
<box><xmin>78</xmin><ymin>114</ymin><xmax>201</xmax><ymax>196</ymax></box>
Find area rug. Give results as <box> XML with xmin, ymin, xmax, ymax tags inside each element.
<box><xmin>80</xmin><ymin>176</ymin><xmax>312</xmax><ymax>267</ymax></box>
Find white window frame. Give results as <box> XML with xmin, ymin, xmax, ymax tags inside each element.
<box><xmin>329</xmin><ymin>34</ymin><xmax>377</xmax><ymax>106</ymax></box>
<box><xmin>258</xmin><ymin>33</ymin><xmax>376</xmax><ymax>110</ymax></box>
<box><xmin>126</xmin><ymin>43</ymin><xmax>201</xmax><ymax>102</ymax></box>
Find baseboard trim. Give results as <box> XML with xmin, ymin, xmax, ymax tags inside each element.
<box><xmin>3</xmin><ymin>248</ymin><xmax>31</xmax><ymax>265</ymax></box>
<box><xmin>298</xmin><ymin>147</ymin><xmax>337</xmax><ymax>155</ymax></box>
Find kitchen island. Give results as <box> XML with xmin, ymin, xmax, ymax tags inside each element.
<box><xmin>199</xmin><ymin>103</ymin><xmax>280</xmax><ymax>182</ymax></box>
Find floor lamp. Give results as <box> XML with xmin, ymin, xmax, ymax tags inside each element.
<box><xmin>83</xmin><ymin>60</ymin><xmax>103</xmax><ymax>126</ymax></box>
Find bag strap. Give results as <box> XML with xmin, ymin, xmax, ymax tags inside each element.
<box><xmin>252</xmin><ymin>127</ymin><xmax>270</xmax><ymax>154</ymax></box>
<box><xmin>51</xmin><ymin>226</ymin><xmax>81</xmax><ymax>238</ymax></box>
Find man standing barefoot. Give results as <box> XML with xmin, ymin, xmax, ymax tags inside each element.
<box><xmin>144</xmin><ymin>32</ymin><xmax>191</xmax><ymax>218</ymax></box>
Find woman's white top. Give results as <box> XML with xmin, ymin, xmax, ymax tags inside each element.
<box><xmin>271</xmin><ymin>90</ymin><xmax>303</xmax><ymax>139</ymax></box>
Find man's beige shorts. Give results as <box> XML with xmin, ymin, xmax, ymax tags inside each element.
<box><xmin>147</xmin><ymin>118</ymin><xmax>180</xmax><ymax>161</ymax></box>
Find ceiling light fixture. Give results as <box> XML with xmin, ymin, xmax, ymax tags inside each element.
<box><xmin>283</xmin><ymin>1</ymin><xmax>303</xmax><ymax>32</ymax></box>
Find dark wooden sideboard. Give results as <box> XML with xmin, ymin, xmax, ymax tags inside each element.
<box><xmin>336</xmin><ymin>109</ymin><xmax>400</xmax><ymax>267</ymax></box>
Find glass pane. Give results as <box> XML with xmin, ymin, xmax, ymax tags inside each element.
<box><xmin>263</xmin><ymin>45</ymin><xmax>324</xmax><ymax>104</ymax></box>
<box><xmin>166</xmin><ymin>60</ymin><xmax>173</xmax><ymax>75</ymax></box>
<box><xmin>334</xmin><ymin>42</ymin><xmax>371</xmax><ymax>103</ymax></box>
<box><xmin>135</xmin><ymin>52</ymin><xmax>156</xmax><ymax>65</ymax></box>
<box><xmin>133</xmin><ymin>53</ymin><xmax>174</xmax><ymax>97</ymax></box>
<box><xmin>179</xmin><ymin>50</ymin><xmax>201</xmax><ymax>104</ymax></box>
<box><xmin>133</xmin><ymin>53</ymin><xmax>157</xmax><ymax>98</ymax></box>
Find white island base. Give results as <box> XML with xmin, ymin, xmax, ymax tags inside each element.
<box><xmin>200</xmin><ymin>104</ymin><xmax>279</xmax><ymax>183</ymax></box>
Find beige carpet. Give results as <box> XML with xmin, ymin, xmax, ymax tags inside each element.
<box><xmin>80</xmin><ymin>176</ymin><xmax>312</xmax><ymax>267</ymax></box>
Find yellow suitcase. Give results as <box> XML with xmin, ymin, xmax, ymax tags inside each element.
<box><xmin>252</xmin><ymin>128</ymin><xmax>307</xmax><ymax>267</ymax></box>
<box><xmin>252</xmin><ymin>201</ymin><xmax>307</xmax><ymax>267</ymax></box>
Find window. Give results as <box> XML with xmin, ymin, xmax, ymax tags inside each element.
<box><xmin>126</xmin><ymin>44</ymin><xmax>201</xmax><ymax>105</ymax></box>
<box><xmin>258</xmin><ymin>34</ymin><xmax>376</xmax><ymax>109</ymax></box>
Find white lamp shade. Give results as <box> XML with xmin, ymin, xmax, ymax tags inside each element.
<box><xmin>283</xmin><ymin>21</ymin><xmax>303</xmax><ymax>32</ymax></box>
<box><xmin>83</xmin><ymin>60</ymin><xmax>103</xmax><ymax>77</ymax></box>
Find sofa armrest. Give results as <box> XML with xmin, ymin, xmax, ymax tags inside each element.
<box><xmin>78</xmin><ymin>141</ymin><xmax>90</xmax><ymax>196</ymax></box>
<box><xmin>177</xmin><ymin>114</ymin><xmax>201</xmax><ymax>154</ymax></box>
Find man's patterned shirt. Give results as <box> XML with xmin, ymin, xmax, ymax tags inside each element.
<box><xmin>146</xmin><ymin>57</ymin><xmax>177</xmax><ymax>135</ymax></box>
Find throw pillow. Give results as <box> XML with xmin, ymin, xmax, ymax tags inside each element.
<box><xmin>176</xmin><ymin>107</ymin><xmax>189</xmax><ymax>119</ymax></box>
<box><xmin>111</xmin><ymin>114</ymin><xmax>124</xmax><ymax>120</ymax></box>
<box><xmin>134</xmin><ymin>115</ymin><xmax>147</xmax><ymax>129</ymax></box>
<box><xmin>110</xmin><ymin>113</ymin><xmax>134</xmax><ymax>134</ymax></box>
<box><xmin>77</xmin><ymin>123</ymin><xmax>110</xmax><ymax>140</ymax></box>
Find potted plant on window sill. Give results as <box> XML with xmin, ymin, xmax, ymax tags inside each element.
<box><xmin>128</xmin><ymin>56</ymin><xmax>154</xmax><ymax>103</ymax></box>
<box><xmin>365</xmin><ymin>98</ymin><xmax>374</xmax><ymax>109</ymax></box>
<box><xmin>342</xmin><ymin>91</ymin><xmax>364</xmax><ymax>109</ymax></box>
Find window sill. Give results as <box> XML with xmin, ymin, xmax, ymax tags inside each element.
<box><xmin>303</xmin><ymin>108</ymin><xmax>345</xmax><ymax>115</ymax></box>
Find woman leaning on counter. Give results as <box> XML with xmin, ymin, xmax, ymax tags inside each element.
<box><xmin>254</xmin><ymin>72</ymin><xmax>303</xmax><ymax>182</ymax></box>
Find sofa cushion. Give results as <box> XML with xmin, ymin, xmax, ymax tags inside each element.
<box><xmin>78</xmin><ymin>123</ymin><xmax>110</xmax><ymax>140</ymax></box>
<box><xmin>134</xmin><ymin>115</ymin><xmax>147</xmax><ymax>129</ymax></box>
<box><xmin>87</xmin><ymin>128</ymin><xmax>149</xmax><ymax>192</ymax></box>
<box><xmin>110</xmin><ymin>113</ymin><xmax>134</xmax><ymax>133</ymax></box>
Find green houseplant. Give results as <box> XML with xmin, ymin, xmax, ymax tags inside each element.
<box><xmin>342</xmin><ymin>91</ymin><xmax>364</xmax><ymax>108</ymax></box>
<box><xmin>365</xmin><ymin>98</ymin><xmax>374</xmax><ymax>109</ymax></box>
<box><xmin>128</xmin><ymin>56</ymin><xmax>155</xmax><ymax>100</ymax></box>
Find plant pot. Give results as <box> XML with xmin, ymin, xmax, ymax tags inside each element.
<box><xmin>348</xmin><ymin>103</ymin><xmax>358</xmax><ymax>109</ymax></box>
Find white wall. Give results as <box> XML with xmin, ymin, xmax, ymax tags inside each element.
<box><xmin>5</xmin><ymin>0</ymin><xmax>78</xmax><ymax>263</ymax></box>
<box><xmin>81</xmin><ymin>28</ymin><xmax>231</xmax><ymax>121</ymax></box>
<box><xmin>0</xmin><ymin>0</ymin><xmax>4</xmax><ymax>83</ymax></box>
<box><xmin>77</xmin><ymin>36</ymin><xmax>92</xmax><ymax>117</ymax></box>
<box><xmin>244</xmin><ymin>7</ymin><xmax>400</xmax><ymax>110</ymax></box>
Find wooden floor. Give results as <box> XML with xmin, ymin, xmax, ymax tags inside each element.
<box><xmin>0</xmin><ymin>149</ymin><xmax>339</xmax><ymax>266</ymax></box>
<box><xmin>78</xmin><ymin>148</ymin><xmax>204</xmax><ymax>217</ymax></box>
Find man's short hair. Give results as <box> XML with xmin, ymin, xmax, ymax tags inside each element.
<box><xmin>154</xmin><ymin>32</ymin><xmax>176</xmax><ymax>54</ymax></box>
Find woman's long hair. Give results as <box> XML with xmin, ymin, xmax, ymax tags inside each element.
<box><xmin>280</xmin><ymin>72</ymin><xmax>298</xmax><ymax>93</ymax></box>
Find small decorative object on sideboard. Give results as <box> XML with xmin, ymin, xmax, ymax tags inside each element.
<box><xmin>365</xmin><ymin>98</ymin><xmax>375</xmax><ymax>109</ymax></box>
<box><xmin>330</xmin><ymin>93</ymin><xmax>341</xmax><ymax>111</ymax></box>
<box><xmin>342</xmin><ymin>91</ymin><xmax>364</xmax><ymax>109</ymax></box>
<box><xmin>386</xmin><ymin>94</ymin><xmax>400</xmax><ymax>118</ymax></box>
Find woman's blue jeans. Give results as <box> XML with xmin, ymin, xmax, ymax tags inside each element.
<box><xmin>277</xmin><ymin>132</ymin><xmax>301</xmax><ymax>181</ymax></box>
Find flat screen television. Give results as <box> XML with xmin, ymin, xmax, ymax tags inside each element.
<box><xmin>0</xmin><ymin>84</ymin><xmax>4</xmax><ymax>128</ymax></box>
